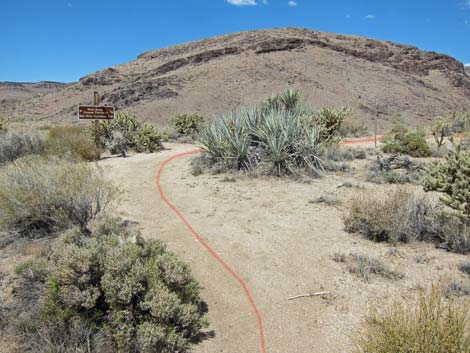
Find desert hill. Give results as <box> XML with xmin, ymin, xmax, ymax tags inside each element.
<box><xmin>1</xmin><ymin>27</ymin><xmax>469</xmax><ymax>130</ymax></box>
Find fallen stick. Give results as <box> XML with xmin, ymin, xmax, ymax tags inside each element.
<box><xmin>288</xmin><ymin>291</ymin><xmax>331</xmax><ymax>301</ymax></box>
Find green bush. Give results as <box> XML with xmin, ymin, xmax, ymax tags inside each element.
<box><xmin>171</xmin><ymin>113</ymin><xmax>205</xmax><ymax>135</ymax></box>
<box><xmin>354</xmin><ymin>288</ymin><xmax>470</xmax><ymax>353</ymax></box>
<box><xmin>344</xmin><ymin>189</ymin><xmax>469</xmax><ymax>252</ymax></box>
<box><xmin>44</xmin><ymin>125</ymin><xmax>100</xmax><ymax>161</ymax></box>
<box><xmin>309</xmin><ymin>107</ymin><xmax>353</xmax><ymax>144</ymax></box>
<box><xmin>382</xmin><ymin>132</ymin><xmax>431</xmax><ymax>157</ymax></box>
<box><xmin>97</xmin><ymin>112</ymin><xmax>163</xmax><ymax>155</ymax></box>
<box><xmin>423</xmin><ymin>144</ymin><xmax>470</xmax><ymax>222</ymax></box>
<box><xmin>0</xmin><ymin>131</ymin><xmax>45</xmax><ymax>165</ymax></box>
<box><xmin>36</xmin><ymin>216</ymin><xmax>207</xmax><ymax>353</ymax></box>
<box><xmin>15</xmin><ymin>258</ymin><xmax>48</xmax><ymax>281</ymax></box>
<box><xmin>0</xmin><ymin>157</ymin><xmax>118</xmax><ymax>236</ymax></box>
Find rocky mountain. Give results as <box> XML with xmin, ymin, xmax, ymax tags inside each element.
<box><xmin>2</xmin><ymin>27</ymin><xmax>469</xmax><ymax>130</ymax></box>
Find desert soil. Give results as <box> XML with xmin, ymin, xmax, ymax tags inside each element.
<box><xmin>97</xmin><ymin>142</ymin><xmax>469</xmax><ymax>353</ymax></box>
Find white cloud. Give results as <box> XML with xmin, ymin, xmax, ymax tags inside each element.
<box><xmin>364</xmin><ymin>14</ymin><xmax>376</xmax><ymax>20</ymax></box>
<box><xmin>465</xmin><ymin>63</ymin><xmax>470</xmax><ymax>67</ymax></box>
<box><xmin>226</xmin><ymin>0</ymin><xmax>257</xmax><ymax>6</ymax></box>
<box><xmin>288</xmin><ymin>1</ymin><xmax>297</xmax><ymax>6</ymax></box>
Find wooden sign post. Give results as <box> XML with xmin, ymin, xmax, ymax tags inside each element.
<box><xmin>78</xmin><ymin>92</ymin><xmax>115</xmax><ymax>158</ymax></box>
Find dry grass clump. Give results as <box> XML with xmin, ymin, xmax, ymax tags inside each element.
<box><xmin>0</xmin><ymin>156</ymin><xmax>118</xmax><ymax>236</ymax></box>
<box><xmin>44</xmin><ymin>125</ymin><xmax>100</xmax><ymax>161</ymax></box>
<box><xmin>7</xmin><ymin>216</ymin><xmax>207</xmax><ymax>353</ymax></box>
<box><xmin>333</xmin><ymin>252</ymin><xmax>402</xmax><ymax>282</ymax></box>
<box><xmin>0</xmin><ymin>131</ymin><xmax>45</xmax><ymax>165</ymax></box>
<box><xmin>354</xmin><ymin>288</ymin><xmax>470</xmax><ymax>353</ymax></box>
<box><xmin>344</xmin><ymin>189</ymin><xmax>469</xmax><ymax>253</ymax></box>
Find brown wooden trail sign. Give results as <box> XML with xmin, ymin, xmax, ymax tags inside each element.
<box><xmin>78</xmin><ymin>92</ymin><xmax>115</xmax><ymax>154</ymax></box>
<box><xmin>78</xmin><ymin>105</ymin><xmax>115</xmax><ymax>120</ymax></box>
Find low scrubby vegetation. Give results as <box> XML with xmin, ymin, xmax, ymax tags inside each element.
<box><xmin>6</xmin><ymin>217</ymin><xmax>207</xmax><ymax>353</ymax></box>
<box><xmin>344</xmin><ymin>189</ymin><xmax>469</xmax><ymax>253</ymax></box>
<box><xmin>44</xmin><ymin>125</ymin><xmax>100</xmax><ymax>161</ymax></box>
<box><xmin>0</xmin><ymin>131</ymin><xmax>45</xmax><ymax>165</ymax></box>
<box><xmin>381</xmin><ymin>130</ymin><xmax>431</xmax><ymax>157</ymax></box>
<box><xmin>97</xmin><ymin>112</ymin><xmax>164</xmax><ymax>156</ymax></box>
<box><xmin>333</xmin><ymin>252</ymin><xmax>402</xmax><ymax>282</ymax></box>
<box><xmin>339</xmin><ymin>117</ymin><xmax>369</xmax><ymax>137</ymax></box>
<box><xmin>0</xmin><ymin>156</ymin><xmax>118</xmax><ymax>236</ymax></box>
<box><xmin>354</xmin><ymin>288</ymin><xmax>470</xmax><ymax>353</ymax></box>
<box><xmin>171</xmin><ymin>113</ymin><xmax>205</xmax><ymax>136</ymax></box>
<box><xmin>367</xmin><ymin>155</ymin><xmax>422</xmax><ymax>184</ymax></box>
<box><xmin>199</xmin><ymin>89</ymin><xmax>351</xmax><ymax>176</ymax></box>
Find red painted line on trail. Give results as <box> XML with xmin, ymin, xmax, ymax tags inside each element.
<box><xmin>155</xmin><ymin>137</ymin><xmax>378</xmax><ymax>353</ymax></box>
<box><xmin>156</xmin><ymin>148</ymin><xmax>267</xmax><ymax>353</ymax></box>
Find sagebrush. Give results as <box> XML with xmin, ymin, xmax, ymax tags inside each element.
<box><xmin>0</xmin><ymin>131</ymin><xmax>45</xmax><ymax>165</ymax></box>
<box><xmin>0</xmin><ymin>156</ymin><xmax>118</xmax><ymax>236</ymax></box>
<box><xmin>13</xmin><ymin>216</ymin><xmax>207</xmax><ymax>353</ymax></box>
<box><xmin>344</xmin><ymin>189</ymin><xmax>469</xmax><ymax>253</ymax></box>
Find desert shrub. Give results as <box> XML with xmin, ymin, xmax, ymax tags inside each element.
<box><xmin>354</xmin><ymin>288</ymin><xmax>470</xmax><ymax>353</ymax></box>
<box><xmin>171</xmin><ymin>113</ymin><xmax>205</xmax><ymax>136</ymax></box>
<box><xmin>382</xmin><ymin>131</ymin><xmax>431</xmax><ymax>157</ymax></box>
<box><xmin>339</xmin><ymin>117</ymin><xmax>369</xmax><ymax>137</ymax></box>
<box><xmin>15</xmin><ymin>258</ymin><xmax>48</xmax><ymax>281</ymax></box>
<box><xmin>449</xmin><ymin>111</ymin><xmax>470</xmax><ymax>134</ymax></box>
<box><xmin>44</xmin><ymin>125</ymin><xmax>100</xmax><ymax>161</ymax></box>
<box><xmin>97</xmin><ymin>112</ymin><xmax>163</xmax><ymax>155</ymax></box>
<box><xmin>34</xmin><ymin>216</ymin><xmax>206</xmax><ymax>353</ymax></box>
<box><xmin>321</xmin><ymin>145</ymin><xmax>367</xmax><ymax>162</ymax></box>
<box><xmin>344</xmin><ymin>189</ymin><xmax>469</xmax><ymax>252</ymax></box>
<box><xmin>347</xmin><ymin>253</ymin><xmax>402</xmax><ymax>282</ymax></box>
<box><xmin>459</xmin><ymin>262</ymin><xmax>470</xmax><ymax>276</ymax></box>
<box><xmin>423</xmin><ymin>145</ymin><xmax>470</xmax><ymax>223</ymax></box>
<box><xmin>0</xmin><ymin>131</ymin><xmax>45</xmax><ymax>165</ymax></box>
<box><xmin>0</xmin><ymin>157</ymin><xmax>118</xmax><ymax>236</ymax></box>
<box><xmin>367</xmin><ymin>156</ymin><xmax>422</xmax><ymax>184</ymax></box>
<box><xmin>0</xmin><ymin>117</ymin><xmax>8</xmax><ymax>133</ymax></box>
<box><xmin>260</xmin><ymin>88</ymin><xmax>303</xmax><ymax>113</ymax></box>
<box><xmin>306</xmin><ymin>107</ymin><xmax>353</xmax><ymax>144</ymax></box>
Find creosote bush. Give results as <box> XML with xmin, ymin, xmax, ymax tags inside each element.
<box><xmin>171</xmin><ymin>113</ymin><xmax>205</xmax><ymax>136</ymax></box>
<box><xmin>354</xmin><ymin>288</ymin><xmax>470</xmax><ymax>353</ymax></box>
<box><xmin>0</xmin><ymin>131</ymin><xmax>45</xmax><ymax>165</ymax></box>
<box><xmin>382</xmin><ymin>131</ymin><xmax>431</xmax><ymax>157</ymax></box>
<box><xmin>44</xmin><ymin>125</ymin><xmax>100</xmax><ymax>161</ymax></box>
<box><xmin>0</xmin><ymin>156</ymin><xmax>118</xmax><ymax>236</ymax></box>
<box><xmin>344</xmin><ymin>189</ymin><xmax>469</xmax><ymax>253</ymax></box>
<box><xmin>30</xmin><ymin>216</ymin><xmax>207</xmax><ymax>353</ymax></box>
<box><xmin>97</xmin><ymin>112</ymin><xmax>163</xmax><ymax>155</ymax></box>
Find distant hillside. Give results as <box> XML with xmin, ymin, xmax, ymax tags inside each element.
<box><xmin>1</xmin><ymin>27</ymin><xmax>469</xmax><ymax>130</ymax></box>
<box><xmin>465</xmin><ymin>65</ymin><xmax>470</xmax><ymax>75</ymax></box>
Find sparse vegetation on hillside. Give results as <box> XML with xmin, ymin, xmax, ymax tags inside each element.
<box><xmin>367</xmin><ymin>155</ymin><xmax>422</xmax><ymax>185</ymax></box>
<box><xmin>199</xmin><ymin>89</ymin><xmax>351</xmax><ymax>176</ymax></box>
<box><xmin>339</xmin><ymin>117</ymin><xmax>369</xmax><ymax>137</ymax></box>
<box><xmin>0</xmin><ymin>117</ymin><xmax>8</xmax><ymax>133</ymax></box>
<box><xmin>45</xmin><ymin>125</ymin><xmax>100</xmax><ymax>161</ymax></box>
<box><xmin>97</xmin><ymin>112</ymin><xmax>164</xmax><ymax>155</ymax></box>
<box><xmin>344</xmin><ymin>189</ymin><xmax>468</xmax><ymax>253</ymax></box>
<box><xmin>7</xmin><ymin>217</ymin><xmax>207</xmax><ymax>353</ymax></box>
<box><xmin>354</xmin><ymin>288</ymin><xmax>470</xmax><ymax>353</ymax></box>
<box><xmin>0</xmin><ymin>157</ymin><xmax>118</xmax><ymax>236</ymax></box>
<box><xmin>0</xmin><ymin>131</ymin><xmax>45</xmax><ymax>165</ymax></box>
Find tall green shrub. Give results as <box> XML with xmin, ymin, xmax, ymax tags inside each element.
<box><xmin>45</xmin><ymin>125</ymin><xmax>100</xmax><ymax>161</ymax></box>
<box><xmin>0</xmin><ymin>131</ymin><xmax>45</xmax><ymax>165</ymax></box>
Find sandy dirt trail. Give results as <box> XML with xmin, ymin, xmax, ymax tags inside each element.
<box><xmin>99</xmin><ymin>142</ymin><xmax>467</xmax><ymax>353</ymax></box>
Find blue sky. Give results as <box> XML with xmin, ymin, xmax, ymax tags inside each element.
<box><xmin>1</xmin><ymin>0</ymin><xmax>470</xmax><ymax>82</ymax></box>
